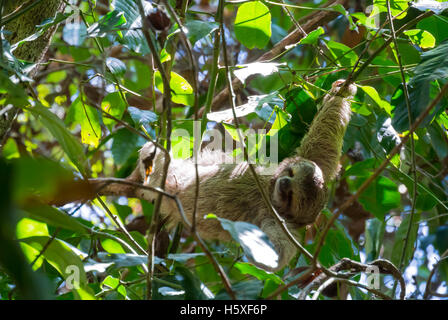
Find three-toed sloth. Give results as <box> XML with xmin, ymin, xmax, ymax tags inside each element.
<box><xmin>132</xmin><ymin>80</ymin><xmax>356</xmax><ymax>271</ymax></box>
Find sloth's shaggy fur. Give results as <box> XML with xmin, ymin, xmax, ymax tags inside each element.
<box><xmin>133</xmin><ymin>80</ymin><xmax>357</xmax><ymax>271</ymax></box>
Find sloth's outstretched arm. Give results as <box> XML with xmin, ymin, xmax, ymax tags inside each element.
<box><xmin>297</xmin><ymin>80</ymin><xmax>356</xmax><ymax>182</ymax></box>
<box><xmin>260</xmin><ymin>217</ymin><xmax>297</xmax><ymax>271</ymax></box>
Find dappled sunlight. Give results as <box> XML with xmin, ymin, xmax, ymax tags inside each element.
<box><xmin>238</xmin><ymin>228</ymin><xmax>279</xmax><ymax>270</ymax></box>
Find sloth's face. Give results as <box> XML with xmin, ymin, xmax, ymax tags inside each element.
<box><xmin>271</xmin><ymin>159</ymin><xmax>326</xmax><ymax>228</ymax></box>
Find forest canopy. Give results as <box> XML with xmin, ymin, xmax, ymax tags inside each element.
<box><xmin>0</xmin><ymin>0</ymin><xmax>447</xmax><ymax>300</ymax></box>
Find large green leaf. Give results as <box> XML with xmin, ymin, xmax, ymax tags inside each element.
<box><xmin>374</xmin><ymin>0</ymin><xmax>410</xmax><ymax>19</ymax></box>
<box><xmin>184</xmin><ymin>20</ymin><xmax>219</xmax><ymax>45</ymax></box>
<box><xmin>417</xmin><ymin>16</ymin><xmax>448</xmax><ymax>45</ymax></box>
<box><xmin>27</xmin><ymin>104</ymin><xmax>88</xmax><ymax>176</ymax></box>
<box><xmin>326</xmin><ymin>40</ymin><xmax>358</xmax><ymax>66</ymax></box>
<box><xmin>234</xmin><ymin>1</ymin><xmax>272</xmax><ymax>49</ymax></box>
<box><xmin>111</xmin><ymin>128</ymin><xmax>145</xmax><ymax>166</ymax></box>
<box><xmin>87</xmin><ymin>10</ymin><xmax>126</xmax><ymax>38</ymax></box>
<box><xmin>21</xmin><ymin>204</ymin><xmax>88</xmax><ymax>234</ymax></box>
<box><xmin>212</xmin><ymin>216</ymin><xmax>279</xmax><ymax>270</ymax></box>
<box><xmin>234</xmin><ymin>262</ymin><xmax>283</xmax><ymax>284</ymax></box>
<box><xmin>112</xmin><ymin>0</ymin><xmax>152</xmax><ymax>53</ymax></box>
<box><xmin>20</xmin><ymin>236</ymin><xmax>95</xmax><ymax>300</ymax></box>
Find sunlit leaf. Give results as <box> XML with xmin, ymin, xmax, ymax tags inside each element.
<box><xmin>234</xmin><ymin>1</ymin><xmax>272</xmax><ymax>49</ymax></box>
<box><xmin>404</xmin><ymin>29</ymin><xmax>436</xmax><ymax>48</ymax></box>
<box><xmin>299</xmin><ymin>27</ymin><xmax>325</xmax><ymax>45</ymax></box>
<box><xmin>213</xmin><ymin>217</ymin><xmax>279</xmax><ymax>270</ymax></box>
<box><xmin>326</xmin><ymin>40</ymin><xmax>358</xmax><ymax>66</ymax></box>
<box><xmin>361</xmin><ymin>85</ymin><xmax>392</xmax><ymax>115</ymax></box>
<box><xmin>102</xmin><ymin>92</ymin><xmax>127</xmax><ymax>130</ymax></box>
<box><xmin>234</xmin><ymin>262</ymin><xmax>283</xmax><ymax>284</ymax></box>
<box><xmin>87</xmin><ymin>10</ymin><xmax>126</xmax><ymax>38</ymax></box>
<box><xmin>20</xmin><ymin>236</ymin><xmax>95</xmax><ymax>300</ymax></box>
<box><xmin>154</xmin><ymin>71</ymin><xmax>194</xmax><ymax>106</ymax></box>
<box><xmin>234</xmin><ymin>62</ymin><xmax>282</xmax><ymax>84</ymax></box>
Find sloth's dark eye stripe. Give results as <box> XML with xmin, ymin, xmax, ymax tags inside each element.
<box><xmin>287</xmin><ymin>167</ymin><xmax>294</xmax><ymax>177</ymax></box>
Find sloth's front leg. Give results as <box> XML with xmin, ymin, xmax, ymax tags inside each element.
<box><xmin>259</xmin><ymin>217</ymin><xmax>298</xmax><ymax>271</ymax></box>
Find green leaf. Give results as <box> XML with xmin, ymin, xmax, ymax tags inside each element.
<box><xmin>87</xmin><ymin>10</ymin><xmax>126</xmax><ymax>38</ymax></box>
<box><xmin>357</xmin><ymin>176</ymin><xmax>401</xmax><ymax>220</ymax></box>
<box><xmin>417</xmin><ymin>16</ymin><xmax>448</xmax><ymax>45</ymax></box>
<box><xmin>299</xmin><ymin>27</ymin><xmax>325</xmax><ymax>45</ymax></box>
<box><xmin>404</xmin><ymin>29</ymin><xmax>436</xmax><ymax>49</ymax></box>
<box><xmin>68</xmin><ymin>97</ymin><xmax>102</xmax><ymax>148</ymax></box>
<box><xmin>22</xmin><ymin>204</ymin><xmax>87</xmax><ymax>234</ymax></box>
<box><xmin>410</xmin><ymin>41</ymin><xmax>448</xmax><ymax>85</ymax></box>
<box><xmin>428</xmin><ymin>122</ymin><xmax>448</xmax><ymax>160</ymax></box>
<box><xmin>101</xmin><ymin>275</ymin><xmax>127</xmax><ymax>299</ymax></box>
<box><xmin>12</xmin><ymin>157</ymin><xmax>74</xmax><ymax>202</ymax></box>
<box><xmin>184</xmin><ymin>20</ymin><xmax>219</xmax><ymax>45</ymax></box>
<box><xmin>112</xmin><ymin>128</ymin><xmax>145</xmax><ymax>166</ymax></box>
<box><xmin>216</xmin><ymin>280</ymin><xmax>263</xmax><ymax>300</ymax></box>
<box><xmin>16</xmin><ymin>218</ymin><xmax>49</xmax><ymax>239</ymax></box>
<box><xmin>26</xmin><ymin>104</ymin><xmax>88</xmax><ymax>176</ymax></box>
<box><xmin>154</xmin><ymin>71</ymin><xmax>194</xmax><ymax>106</ymax></box>
<box><xmin>128</xmin><ymin>106</ymin><xmax>158</xmax><ymax>127</ymax></box>
<box><xmin>331</xmin><ymin>4</ymin><xmax>357</xmax><ymax>30</ymax></box>
<box><xmin>214</xmin><ymin>217</ymin><xmax>280</xmax><ymax>270</ymax></box>
<box><xmin>106</xmin><ymin>57</ymin><xmax>126</xmax><ymax>76</ymax></box>
<box><xmin>326</xmin><ymin>40</ymin><xmax>358</xmax><ymax>66</ymax></box>
<box><xmin>234</xmin><ymin>1</ymin><xmax>272</xmax><ymax>49</ymax></box>
<box><xmin>112</xmin><ymin>0</ymin><xmax>152</xmax><ymax>53</ymax></box>
<box><xmin>234</xmin><ymin>262</ymin><xmax>283</xmax><ymax>284</ymax></box>
<box><xmin>374</xmin><ymin>0</ymin><xmax>410</xmax><ymax>19</ymax></box>
<box><xmin>361</xmin><ymin>85</ymin><xmax>392</xmax><ymax>115</ymax></box>
<box><xmin>102</xmin><ymin>92</ymin><xmax>127</xmax><ymax>130</ymax></box>
<box><xmin>20</xmin><ymin>236</ymin><xmax>95</xmax><ymax>300</ymax></box>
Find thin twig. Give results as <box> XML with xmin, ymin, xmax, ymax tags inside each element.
<box><xmin>385</xmin><ymin>0</ymin><xmax>418</xmax><ymax>297</ymax></box>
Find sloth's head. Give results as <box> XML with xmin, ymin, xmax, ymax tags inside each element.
<box><xmin>271</xmin><ymin>158</ymin><xmax>327</xmax><ymax>228</ymax></box>
<box><xmin>138</xmin><ymin>142</ymin><xmax>158</xmax><ymax>183</ymax></box>
<box><xmin>331</xmin><ymin>79</ymin><xmax>357</xmax><ymax>98</ymax></box>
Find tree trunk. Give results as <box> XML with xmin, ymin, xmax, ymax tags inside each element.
<box><xmin>0</xmin><ymin>0</ymin><xmax>66</xmax><ymax>147</ymax></box>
